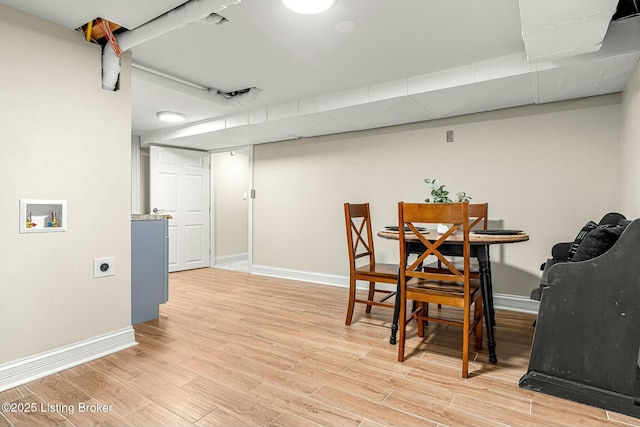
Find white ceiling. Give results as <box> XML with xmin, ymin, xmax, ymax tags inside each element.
<box><xmin>2</xmin><ymin>0</ymin><xmax>639</xmax><ymax>151</ymax></box>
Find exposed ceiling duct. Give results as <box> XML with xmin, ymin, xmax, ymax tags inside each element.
<box><xmin>138</xmin><ymin>16</ymin><xmax>640</xmax><ymax>150</ymax></box>
<box><xmin>518</xmin><ymin>0</ymin><xmax>619</xmax><ymax>62</ymax></box>
<box><xmin>101</xmin><ymin>0</ymin><xmax>242</xmax><ymax>91</ymax></box>
<box><xmin>132</xmin><ymin>65</ymin><xmax>261</xmax><ymax>107</ymax></box>
<box><xmin>10</xmin><ymin>0</ymin><xmax>627</xmax><ymax>147</ymax></box>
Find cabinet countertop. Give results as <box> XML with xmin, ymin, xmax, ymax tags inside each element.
<box><xmin>131</xmin><ymin>214</ymin><xmax>172</xmax><ymax>221</ymax></box>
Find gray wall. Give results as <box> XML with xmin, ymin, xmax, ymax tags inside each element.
<box><xmin>253</xmin><ymin>94</ymin><xmax>623</xmax><ymax>297</ymax></box>
<box><xmin>0</xmin><ymin>5</ymin><xmax>132</xmax><ymax>362</ymax></box>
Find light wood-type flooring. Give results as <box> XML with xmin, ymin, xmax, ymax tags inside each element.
<box><xmin>1</xmin><ymin>268</ymin><xmax>639</xmax><ymax>427</ymax></box>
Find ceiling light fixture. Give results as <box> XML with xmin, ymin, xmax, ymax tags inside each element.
<box><xmin>156</xmin><ymin>111</ymin><xmax>187</xmax><ymax>123</ymax></box>
<box><xmin>281</xmin><ymin>0</ymin><xmax>336</xmax><ymax>15</ymax></box>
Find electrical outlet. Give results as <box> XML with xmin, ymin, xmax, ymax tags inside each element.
<box><xmin>94</xmin><ymin>257</ymin><xmax>115</xmax><ymax>278</ymax></box>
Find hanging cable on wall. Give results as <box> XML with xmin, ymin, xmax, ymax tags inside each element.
<box><xmin>100</xmin><ymin>19</ymin><xmax>122</xmax><ymax>58</ymax></box>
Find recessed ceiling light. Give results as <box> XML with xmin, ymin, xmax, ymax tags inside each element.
<box><xmin>335</xmin><ymin>20</ymin><xmax>357</xmax><ymax>33</ymax></box>
<box><xmin>156</xmin><ymin>111</ymin><xmax>186</xmax><ymax>123</ymax></box>
<box><xmin>281</xmin><ymin>0</ymin><xmax>336</xmax><ymax>15</ymax></box>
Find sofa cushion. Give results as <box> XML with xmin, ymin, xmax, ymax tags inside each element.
<box><xmin>571</xmin><ymin>224</ymin><xmax>626</xmax><ymax>262</ymax></box>
<box><xmin>551</xmin><ymin>242</ymin><xmax>572</xmax><ymax>261</ymax></box>
<box><xmin>598</xmin><ymin>212</ymin><xmax>626</xmax><ymax>226</ymax></box>
<box><xmin>567</xmin><ymin>221</ymin><xmax>598</xmax><ymax>261</ymax></box>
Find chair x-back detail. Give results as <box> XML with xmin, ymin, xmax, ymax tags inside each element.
<box><xmin>344</xmin><ymin>203</ymin><xmax>398</xmax><ymax>325</ymax></box>
<box><xmin>397</xmin><ymin>202</ymin><xmax>484</xmax><ymax>378</ymax></box>
<box><xmin>426</xmin><ymin>203</ymin><xmax>488</xmax><ymax>275</ymax></box>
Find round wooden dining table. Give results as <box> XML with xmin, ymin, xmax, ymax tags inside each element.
<box><xmin>377</xmin><ymin>228</ymin><xmax>529</xmax><ymax>364</ymax></box>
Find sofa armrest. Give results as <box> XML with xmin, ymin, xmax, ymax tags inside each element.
<box><xmin>531</xmin><ymin>257</ymin><xmax>566</xmax><ymax>300</ymax></box>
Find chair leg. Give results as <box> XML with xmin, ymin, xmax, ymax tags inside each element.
<box><xmin>345</xmin><ymin>277</ymin><xmax>356</xmax><ymax>325</ymax></box>
<box><xmin>462</xmin><ymin>305</ymin><xmax>470</xmax><ymax>379</ymax></box>
<box><xmin>365</xmin><ymin>281</ymin><xmax>375</xmax><ymax>313</ymax></box>
<box><xmin>397</xmin><ymin>293</ymin><xmax>407</xmax><ymax>362</ymax></box>
<box><xmin>417</xmin><ymin>302</ymin><xmax>426</xmax><ymax>337</ymax></box>
<box><xmin>474</xmin><ymin>298</ymin><xmax>483</xmax><ymax>350</ymax></box>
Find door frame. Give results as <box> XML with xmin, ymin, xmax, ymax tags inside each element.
<box><xmin>209</xmin><ymin>144</ymin><xmax>254</xmax><ymax>271</ymax></box>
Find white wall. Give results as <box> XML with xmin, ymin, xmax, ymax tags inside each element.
<box><xmin>622</xmin><ymin>60</ymin><xmax>640</xmax><ymax>218</ymax></box>
<box><xmin>253</xmin><ymin>95</ymin><xmax>622</xmax><ymax>297</ymax></box>
<box><xmin>212</xmin><ymin>151</ymin><xmax>249</xmax><ymax>259</ymax></box>
<box><xmin>0</xmin><ymin>5</ymin><xmax>132</xmax><ymax>362</ymax></box>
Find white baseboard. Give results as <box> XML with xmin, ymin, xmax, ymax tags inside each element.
<box><xmin>251</xmin><ymin>264</ymin><xmax>349</xmax><ymax>287</ymax></box>
<box><xmin>493</xmin><ymin>293</ymin><xmax>539</xmax><ymax>314</ymax></box>
<box><xmin>214</xmin><ymin>253</ymin><xmax>248</xmax><ymax>264</ymax></box>
<box><xmin>251</xmin><ymin>265</ymin><xmax>540</xmax><ymax>314</ymax></box>
<box><xmin>0</xmin><ymin>327</ymin><xmax>137</xmax><ymax>392</ymax></box>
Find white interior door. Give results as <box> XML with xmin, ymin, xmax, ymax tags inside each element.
<box><xmin>150</xmin><ymin>146</ymin><xmax>210</xmax><ymax>272</ymax></box>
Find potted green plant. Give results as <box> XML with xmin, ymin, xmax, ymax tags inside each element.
<box><xmin>425</xmin><ymin>178</ymin><xmax>471</xmax><ymax>203</ymax></box>
<box><xmin>424</xmin><ymin>178</ymin><xmax>471</xmax><ymax>233</ymax></box>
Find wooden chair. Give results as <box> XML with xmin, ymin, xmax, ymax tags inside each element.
<box><xmin>426</xmin><ymin>202</ymin><xmax>488</xmax><ymax>274</ymax></box>
<box><xmin>424</xmin><ymin>203</ymin><xmax>488</xmax><ymax>311</ymax></box>
<box><xmin>397</xmin><ymin>202</ymin><xmax>483</xmax><ymax>378</ymax></box>
<box><xmin>344</xmin><ymin>203</ymin><xmax>398</xmax><ymax>325</ymax></box>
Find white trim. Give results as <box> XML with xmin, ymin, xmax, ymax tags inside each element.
<box><xmin>247</xmin><ymin>145</ymin><xmax>254</xmax><ymax>273</ymax></box>
<box><xmin>209</xmin><ymin>152</ymin><xmax>215</xmax><ymax>267</ymax></box>
<box><xmin>251</xmin><ymin>265</ymin><xmax>540</xmax><ymax>314</ymax></box>
<box><xmin>493</xmin><ymin>293</ymin><xmax>540</xmax><ymax>314</ymax></box>
<box><xmin>131</xmin><ymin>136</ymin><xmax>141</xmax><ymax>214</ymax></box>
<box><xmin>252</xmin><ymin>264</ymin><xmax>349</xmax><ymax>287</ymax></box>
<box><xmin>0</xmin><ymin>327</ymin><xmax>137</xmax><ymax>392</ymax></box>
<box><xmin>215</xmin><ymin>253</ymin><xmax>248</xmax><ymax>264</ymax></box>
<box><xmin>208</xmin><ymin>146</ymin><xmax>254</xmax><ymax>272</ymax></box>
<box><xmin>208</xmin><ymin>151</ymin><xmax>219</xmax><ymax>268</ymax></box>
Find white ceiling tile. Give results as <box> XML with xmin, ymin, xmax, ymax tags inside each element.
<box><xmin>267</xmin><ymin>102</ymin><xmax>300</xmax><ymax>121</ymax></box>
<box><xmin>316</xmin><ymin>87</ymin><xmax>369</xmax><ymax>112</ymax></box>
<box><xmin>523</xmin><ymin>15</ymin><xmax>612</xmax><ymax>62</ymax></box>
<box><xmin>409</xmin><ymin>74</ymin><xmax>536</xmax><ymax>118</ymax></box>
<box><xmin>299</xmin><ymin>98</ymin><xmax>319</xmax><ymax>116</ymax></box>
<box><xmin>519</xmin><ymin>0</ymin><xmax>617</xmax><ymax>33</ymax></box>
<box><xmin>408</xmin><ymin>65</ymin><xmax>474</xmax><ymax>94</ymax></box>
<box><xmin>249</xmin><ymin>108</ymin><xmax>267</xmax><ymax>125</ymax></box>
<box><xmin>473</xmin><ymin>53</ymin><xmax>532</xmax><ymax>82</ymax></box>
<box><xmin>369</xmin><ymin>79</ymin><xmax>408</xmax><ymax>102</ymax></box>
<box><xmin>322</xmin><ymin>98</ymin><xmax>412</xmax><ymax>129</ymax></box>
<box><xmin>254</xmin><ymin>113</ymin><xmax>355</xmax><ymax>138</ymax></box>
<box><xmin>537</xmin><ymin>53</ymin><xmax>640</xmax><ymax>103</ymax></box>
<box><xmin>362</xmin><ymin>97</ymin><xmax>435</xmax><ymax>130</ymax></box>
<box><xmin>226</xmin><ymin>111</ymin><xmax>249</xmax><ymax>128</ymax></box>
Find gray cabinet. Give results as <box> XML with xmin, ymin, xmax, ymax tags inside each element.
<box><xmin>131</xmin><ymin>218</ymin><xmax>168</xmax><ymax>324</ymax></box>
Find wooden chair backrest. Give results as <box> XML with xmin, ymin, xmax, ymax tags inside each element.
<box><xmin>344</xmin><ymin>203</ymin><xmax>376</xmax><ymax>270</ymax></box>
<box><xmin>468</xmin><ymin>203</ymin><xmax>488</xmax><ymax>231</ymax></box>
<box><xmin>398</xmin><ymin>202</ymin><xmax>471</xmax><ymax>284</ymax></box>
